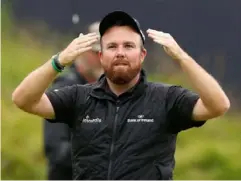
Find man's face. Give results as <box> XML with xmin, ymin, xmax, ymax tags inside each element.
<box><xmin>99</xmin><ymin>26</ymin><xmax>146</xmax><ymax>84</ymax></box>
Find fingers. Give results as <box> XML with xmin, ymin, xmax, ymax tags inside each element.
<box><xmin>147</xmin><ymin>29</ymin><xmax>170</xmax><ymax>39</ymax></box>
<box><xmin>78</xmin><ymin>32</ymin><xmax>96</xmax><ymax>37</ymax></box>
<box><xmin>147</xmin><ymin>29</ymin><xmax>172</xmax><ymax>46</ymax></box>
<box><xmin>72</xmin><ymin>33</ymin><xmax>99</xmax><ymax>54</ymax></box>
<box><xmin>147</xmin><ymin>28</ymin><xmax>160</xmax><ymax>35</ymax></box>
<box><xmin>67</xmin><ymin>32</ymin><xmax>99</xmax><ymax>58</ymax></box>
<box><xmin>76</xmin><ymin>38</ymin><xmax>98</xmax><ymax>49</ymax></box>
<box><xmin>76</xmin><ymin>33</ymin><xmax>99</xmax><ymax>45</ymax></box>
<box><xmin>71</xmin><ymin>39</ymin><xmax>98</xmax><ymax>58</ymax></box>
<box><xmin>78</xmin><ymin>32</ymin><xmax>99</xmax><ymax>39</ymax></box>
<box><xmin>72</xmin><ymin>46</ymin><xmax>93</xmax><ymax>57</ymax></box>
<box><xmin>147</xmin><ymin>29</ymin><xmax>169</xmax><ymax>36</ymax></box>
<box><xmin>148</xmin><ymin>33</ymin><xmax>168</xmax><ymax>46</ymax></box>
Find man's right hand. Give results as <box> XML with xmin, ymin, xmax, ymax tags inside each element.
<box><xmin>58</xmin><ymin>33</ymin><xmax>99</xmax><ymax>66</ymax></box>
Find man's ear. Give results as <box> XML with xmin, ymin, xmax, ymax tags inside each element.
<box><xmin>98</xmin><ymin>51</ymin><xmax>103</xmax><ymax>64</ymax></box>
<box><xmin>141</xmin><ymin>48</ymin><xmax>147</xmax><ymax>64</ymax></box>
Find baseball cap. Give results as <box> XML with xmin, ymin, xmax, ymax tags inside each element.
<box><xmin>99</xmin><ymin>11</ymin><xmax>145</xmax><ymax>44</ymax></box>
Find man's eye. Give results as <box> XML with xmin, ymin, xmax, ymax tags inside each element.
<box><xmin>108</xmin><ymin>45</ymin><xmax>116</xmax><ymax>49</ymax></box>
<box><xmin>125</xmin><ymin>44</ymin><xmax>134</xmax><ymax>48</ymax></box>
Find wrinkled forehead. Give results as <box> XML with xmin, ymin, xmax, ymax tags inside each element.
<box><xmin>101</xmin><ymin>26</ymin><xmax>142</xmax><ymax>45</ymax></box>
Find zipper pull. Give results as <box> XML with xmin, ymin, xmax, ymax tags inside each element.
<box><xmin>116</xmin><ymin>99</ymin><xmax>120</xmax><ymax>104</ymax></box>
<box><xmin>116</xmin><ymin>100</ymin><xmax>120</xmax><ymax>112</ymax></box>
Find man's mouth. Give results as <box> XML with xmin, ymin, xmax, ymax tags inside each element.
<box><xmin>113</xmin><ymin>61</ymin><xmax>129</xmax><ymax>66</ymax></box>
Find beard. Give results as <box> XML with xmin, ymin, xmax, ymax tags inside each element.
<box><xmin>103</xmin><ymin>59</ymin><xmax>141</xmax><ymax>85</ymax></box>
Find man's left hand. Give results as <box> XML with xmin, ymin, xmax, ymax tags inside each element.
<box><xmin>147</xmin><ymin>29</ymin><xmax>187</xmax><ymax>61</ymax></box>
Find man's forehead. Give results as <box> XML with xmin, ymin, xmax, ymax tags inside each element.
<box><xmin>103</xmin><ymin>26</ymin><xmax>139</xmax><ymax>35</ymax></box>
<box><xmin>101</xmin><ymin>26</ymin><xmax>141</xmax><ymax>44</ymax></box>
<box><xmin>105</xmin><ymin>40</ymin><xmax>137</xmax><ymax>44</ymax></box>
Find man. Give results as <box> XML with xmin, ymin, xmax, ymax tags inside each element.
<box><xmin>12</xmin><ymin>11</ymin><xmax>230</xmax><ymax>180</ymax></box>
<box><xmin>43</xmin><ymin>22</ymin><xmax>102</xmax><ymax>180</ymax></box>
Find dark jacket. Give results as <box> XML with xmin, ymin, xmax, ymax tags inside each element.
<box><xmin>46</xmin><ymin>70</ymin><xmax>206</xmax><ymax>180</ymax></box>
<box><xmin>44</xmin><ymin>65</ymin><xmax>88</xmax><ymax>180</ymax></box>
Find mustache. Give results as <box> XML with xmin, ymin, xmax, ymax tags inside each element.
<box><xmin>113</xmin><ymin>59</ymin><xmax>130</xmax><ymax>66</ymax></box>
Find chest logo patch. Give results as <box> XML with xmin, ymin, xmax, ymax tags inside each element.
<box><xmin>127</xmin><ymin>114</ymin><xmax>154</xmax><ymax>123</ymax></box>
<box><xmin>82</xmin><ymin>115</ymin><xmax>102</xmax><ymax>123</ymax></box>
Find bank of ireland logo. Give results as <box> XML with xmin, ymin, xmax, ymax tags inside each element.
<box><xmin>127</xmin><ymin>114</ymin><xmax>154</xmax><ymax>123</ymax></box>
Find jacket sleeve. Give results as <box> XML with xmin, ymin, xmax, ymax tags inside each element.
<box><xmin>166</xmin><ymin>85</ymin><xmax>206</xmax><ymax>133</ymax></box>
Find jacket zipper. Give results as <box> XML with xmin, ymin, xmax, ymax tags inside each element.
<box><xmin>107</xmin><ymin>102</ymin><xmax>120</xmax><ymax>180</ymax></box>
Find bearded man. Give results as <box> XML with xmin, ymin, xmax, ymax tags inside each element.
<box><xmin>12</xmin><ymin>11</ymin><xmax>230</xmax><ymax>180</ymax></box>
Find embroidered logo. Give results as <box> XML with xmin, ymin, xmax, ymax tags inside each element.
<box><xmin>82</xmin><ymin>115</ymin><xmax>102</xmax><ymax>123</ymax></box>
<box><xmin>127</xmin><ymin>115</ymin><xmax>154</xmax><ymax>123</ymax></box>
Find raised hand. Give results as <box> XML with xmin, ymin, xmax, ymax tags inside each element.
<box><xmin>147</xmin><ymin>29</ymin><xmax>186</xmax><ymax>61</ymax></box>
<box><xmin>58</xmin><ymin>33</ymin><xmax>99</xmax><ymax>66</ymax></box>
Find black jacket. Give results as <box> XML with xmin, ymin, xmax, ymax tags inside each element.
<box><xmin>46</xmin><ymin>70</ymin><xmax>206</xmax><ymax>180</ymax></box>
<box><xmin>44</xmin><ymin>65</ymin><xmax>88</xmax><ymax>180</ymax></box>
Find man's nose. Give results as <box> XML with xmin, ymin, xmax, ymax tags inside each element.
<box><xmin>116</xmin><ymin>47</ymin><xmax>125</xmax><ymax>58</ymax></box>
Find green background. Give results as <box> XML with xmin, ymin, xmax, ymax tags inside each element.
<box><xmin>1</xmin><ymin>6</ymin><xmax>241</xmax><ymax>180</ymax></box>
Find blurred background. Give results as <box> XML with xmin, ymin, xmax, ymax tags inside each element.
<box><xmin>1</xmin><ymin>0</ymin><xmax>241</xmax><ymax>179</ymax></box>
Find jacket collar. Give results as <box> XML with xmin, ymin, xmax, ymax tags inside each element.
<box><xmin>90</xmin><ymin>69</ymin><xmax>148</xmax><ymax>102</ymax></box>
